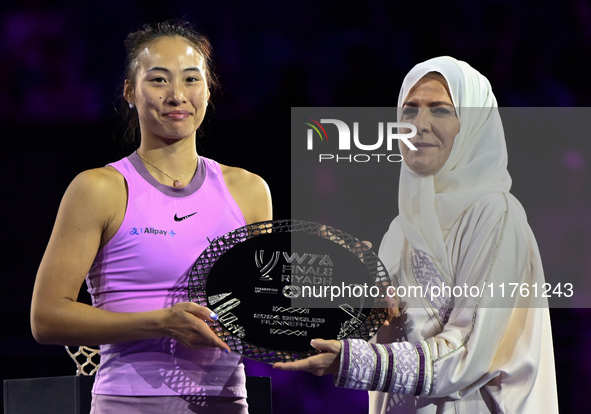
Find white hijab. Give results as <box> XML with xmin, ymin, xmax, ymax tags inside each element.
<box><xmin>393</xmin><ymin>56</ymin><xmax>514</xmax><ymax>279</ymax></box>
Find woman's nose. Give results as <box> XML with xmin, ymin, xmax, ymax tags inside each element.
<box><xmin>413</xmin><ymin>108</ymin><xmax>432</xmax><ymax>133</ymax></box>
<box><xmin>164</xmin><ymin>82</ymin><xmax>187</xmax><ymax>105</ymax></box>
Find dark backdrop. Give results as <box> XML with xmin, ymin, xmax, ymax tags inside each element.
<box><xmin>2</xmin><ymin>1</ymin><xmax>591</xmax><ymax>413</ymax></box>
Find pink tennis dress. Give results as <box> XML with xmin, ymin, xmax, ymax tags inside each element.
<box><xmin>86</xmin><ymin>152</ymin><xmax>247</xmax><ymax>400</ymax></box>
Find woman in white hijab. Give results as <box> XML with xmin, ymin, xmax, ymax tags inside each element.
<box><xmin>275</xmin><ymin>56</ymin><xmax>559</xmax><ymax>414</ymax></box>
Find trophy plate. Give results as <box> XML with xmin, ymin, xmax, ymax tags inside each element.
<box><xmin>189</xmin><ymin>220</ymin><xmax>390</xmax><ymax>363</ymax></box>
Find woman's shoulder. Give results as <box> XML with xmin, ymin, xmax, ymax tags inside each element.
<box><xmin>461</xmin><ymin>192</ymin><xmax>533</xmax><ymax>246</ymax></box>
<box><xmin>64</xmin><ymin>166</ymin><xmax>126</xmax><ymax>214</ymax></box>
<box><xmin>453</xmin><ymin>193</ymin><xmax>511</xmax><ymax>244</ymax></box>
<box><xmin>71</xmin><ymin>166</ymin><xmax>125</xmax><ymax>194</ymax></box>
<box><xmin>219</xmin><ymin>163</ymin><xmax>268</xmax><ymax>192</ymax></box>
<box><xmin>218</xmin><ymin>163</ymin><xmax>272</xmax><ymax>224</ymax></box>
<box><xmin>53</xmin><ymin>166</ymin><xmax>128</xmax><ymax>241</ymax></box>
<box><xmin>466</xmin><ymin>192</ymin><xmax>529</xmax><ymax>226</ymax></box>
<box><xmin>465</xmin><ymin>192</ymin><xmax>509</xmax><ymax>220</ymax></box>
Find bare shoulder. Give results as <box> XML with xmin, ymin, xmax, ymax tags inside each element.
<box><xmin>66</xmin><ymin>167</ymin><xmax>125</xmax><ymax>209</ymax></box>
<box><xmin>220</xmin><ymin>164</ymin><xmax>266</xmax><ymax>190</ymax></box>
<box><xmin>220</xmin><ymin>164</ymin><xmax>272</xmax><ymax>224</ymax></box>
<box><xmin>72</xmin><ymin>166</ymin><xmax>124</xmax><ymax>190</ymax></box>
<box><xmin>61</xmin><ymin>166</ymin><xmax>127</xmax><ymax>240</ymax></box>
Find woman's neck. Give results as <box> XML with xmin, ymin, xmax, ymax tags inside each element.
<box><xmin>137</xmin><ymin>137</ymin><xmax>199</xmax><ymax>188</ymax></box>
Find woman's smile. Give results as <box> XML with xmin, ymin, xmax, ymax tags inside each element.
<box><xmin>162</xmin><ymin>110</ymin><xmax>191</xmax><ymax>119</ymax></box>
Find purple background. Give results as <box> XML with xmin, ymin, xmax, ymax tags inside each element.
<box><xmin>1</xmin><ymin>1</ymin><xmax>590</xmax><ymax>412</ymax></box>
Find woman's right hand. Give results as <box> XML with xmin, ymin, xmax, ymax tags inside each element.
<box><xmin>159</xmin><ymin>302</ymin><xmax>231</xmax><ymax>353</ymax></box>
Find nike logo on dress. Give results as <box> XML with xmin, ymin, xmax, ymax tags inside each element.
<box><xmin>174</xmin><ymin>212</ymin><xmax>198</xmax><ymax>222</ymax></box>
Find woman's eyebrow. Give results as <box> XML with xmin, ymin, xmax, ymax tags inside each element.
<box><xmin>147</xmin><ymin>67</ymin><xmax>169</xmax><ymax>73</ymax></box>
<box><xmin>146</xmin><ymin>67</ymin><xmax>202</xmax><ymax>72</ymax></box>
<box><xmin>403</xmin><ymin>100</ymin><xmax>454</xmax><ymax>107</ymax></box>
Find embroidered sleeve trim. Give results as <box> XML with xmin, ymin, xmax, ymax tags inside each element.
<box><xmin>370</xmin><ymin>344</ymin><xmax>383</xmax><ymax>390</ymax></box>
<box><xmin>335</xmin><ymin>339</ymin><xmax>433</xmax><ymax>395</ymax></box>
<box><xmin>383</xmin><ymin>341</ymin><xmax>395</xmax><ymax>391</ymax></box>
<box><xmin>419</xmin><ymin>340</ymin><xmax>434</xmax><ymax>396</ymax></box>
<box><xmin>414</xmin><ymin>342</ymin><xmax>425</xmax><ymax>395</ymax></box>
<box><xmin>336</xmin><ymin>339</ymin><xmax>350</xmax><ymax>388</ymax></box>
<box><xmin>335</xmin><ymin>339</ymin><xmax>376</xmax><ymax>390</ymax></box>
<box><xmin>388</xmin><ymin>341</ymin><xmax>418</xmax><ymax>394</ymax></box>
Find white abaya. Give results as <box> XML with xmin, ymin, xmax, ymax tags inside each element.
<box><xmin>335</xmin><ymin>57</ymin><xmax>559</xmax><ymax>414</ymax></box>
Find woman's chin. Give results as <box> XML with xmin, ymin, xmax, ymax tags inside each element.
<box><xmin>158</xmin><ymin>130</ymin><xmax>197</xmax><ymax>142</ymax></box>
<box><xmin>405</xmin><ymin>160</ymin><xmax>437</xmax><ymax>176</ymax></box>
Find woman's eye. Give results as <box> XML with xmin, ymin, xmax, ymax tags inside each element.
<box><xmin>186</xmin><ymin>76</ymin><xmax>199</xmax><ymax>82</ymax></box>
<box><xmin>432</xmin><ymin>107</ymin><xmax>451</xmax><ymax>115</ymax></box>
<box><xmin>402</xmin><ymin>107</ymin><xmax>418</xmax><ymax>117</ymax></box>
<box><xmin>151</xmin><ymin>77</ymin><xmax>166</xmax><ymax>83</ymax></box>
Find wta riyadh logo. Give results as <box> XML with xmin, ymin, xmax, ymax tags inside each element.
<box><xmin>303</xmin><ymin>117</ymin><xmax>417</xmax><ymax>163</ymax></box>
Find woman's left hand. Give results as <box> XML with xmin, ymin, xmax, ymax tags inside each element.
<box><xmin>272</xmin><ymin>338</ymin><xmax>341</xmax><ymax>376</ymax></box>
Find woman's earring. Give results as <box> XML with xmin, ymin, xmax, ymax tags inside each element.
<box><xmin>129</xmin><ymin>102</ymin><xmax>134</xmax><ymax>109</ymax></box>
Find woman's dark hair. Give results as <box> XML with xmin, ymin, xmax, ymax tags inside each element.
<box><xmin>120</xmin><ymin>20</ymin><xmax>219</xmax><ymax>147</ymax></box>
